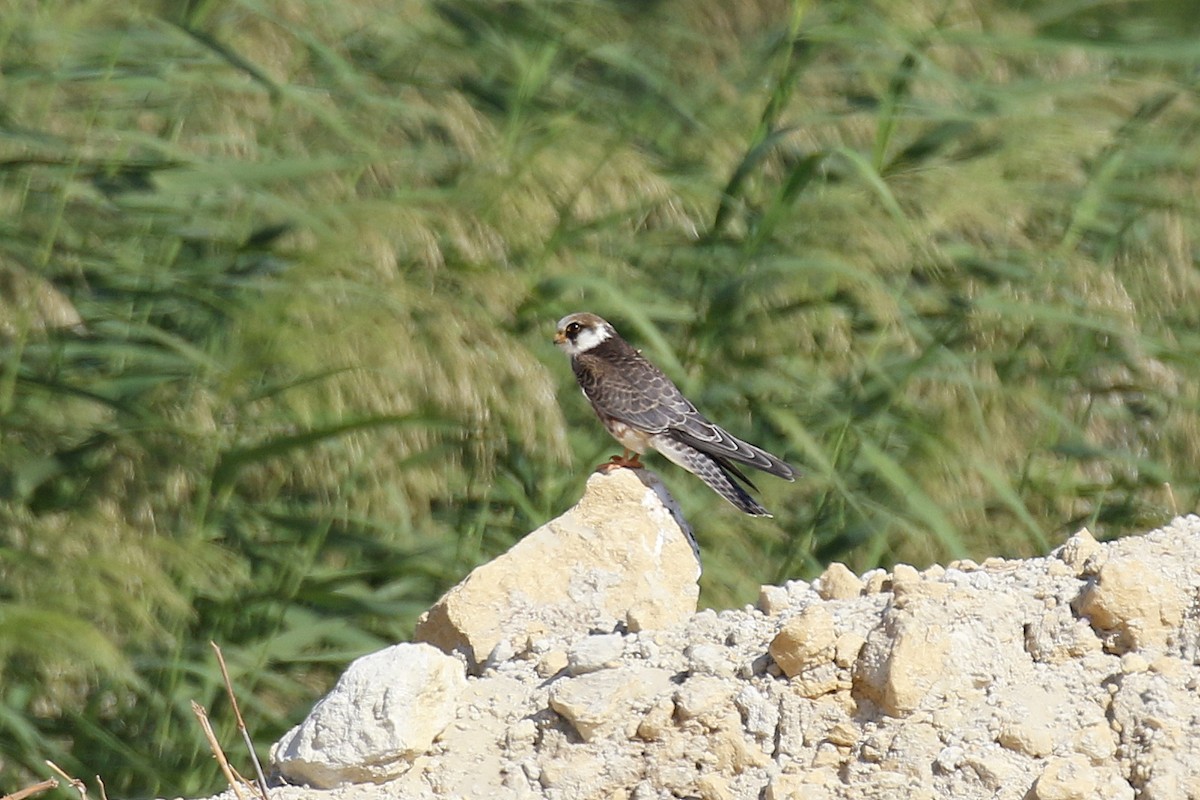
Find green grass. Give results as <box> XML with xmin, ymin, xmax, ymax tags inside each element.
<box><xmin>1</xmin><ymin>0</ymin><xmax>1199</xmax><ymax>794</ymax></box>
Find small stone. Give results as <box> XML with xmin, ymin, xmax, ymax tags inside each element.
<box><xmin>863</xmin><ymin>569</ymin><xmax>890</xmax><ymax>593</ymax></box>
<box><xmin>636</xmin><ymin>695</ymin><xmax>676</xmax><ymax>741</ymax></box>
<box><xmin>734</xmin><ymin>685</ymin><xmax>779</xmax><ymax>740</ymax></box>
<box><xmin>816</xmin><ymin>562</ymin><xmax>864</xmax><ymax>600</ymax></box>
<box><xmin>697</xmin><ymin>773</ymin><xmax>732</xmax><ymax>800</ymax></box>
<box><xmin>811</xmin><ymin>742</ymin><xmax>843</xmax><ymax>767</ymax></box>
<box><xmin>1121</xmin><ymin>652</ymin><xmax>1150</xmax><ymax>674</ymax></box>
<box><xmin>834</xmin><ymin>633</ymin><xmax>867</xmax><ymax>669</ymax></box>
<box><xmin>852</xmin><ymin>597</ymin><xmax>950</xmax><ymax>716</ymax></box>
<box><xmin>1047</xmin><ymin>560</ymin><xmax>1072</xmax><ymax>577</ymax></box>
<box><xmin>536</xmin><ymin>649</ymin><xmax>569</xmax><ymax>677</ymax></box>
<box><xmin>1034</xmin><ymin>754</ymin><xmax>1097</xmax><ymax>800</ymax></box>
<box><xmin>1073</xmin><ymin>722</ymin><xmax>1116</xmax><ymax>761</ymax></box>
<box><xmin>935</xmin><ymin>745</ymin><xmax>965</xmax><ymax>772</ymax></box>
<box><xmin>567</xmin><ymin>633</ymin><xmax>625</xmax><ymax>675</ymax></box>
<box><xmin>826</xmin><ymin>721</ymin><xmax>858</xmax><ymax>747</ymax></box>
<box><xmin>766</xmin><ymin>772</ymin><xmax>827</xmax><ymax>800</ymax></box>
<box><xmin>687</xmin><ymin>643</ymin><xmax>733</xmax><ymax>676</ymax></box>
<box><xmin>769</xmin><ymin>605</ymin><xmax>836</xmax><ymax>680</ymax></box>
<box><xmin>485</xmin><ymin>638</ymin><xmax>517</xmax><ymax>666</ymax></box>
<box><xmin>506</xmin><ymin>718</ymin><xmax>538</xmax><ymax>750</ymax></box>
<box><xmin>1073</xmin><ymin>555</ymin><xmax>1187</xmax><ymax>653</ymax></box>
<box><xmin>891</xmin><ymin>576</ymin><xmax>950</xmax><ymax>604</ymax></box>
<box><xmin>674</xmin><ymin>675</ymin><xmax>733</xmax><ymax>726</ymax></box>
<box><xmin>999</xmin><ymin>719</ymin><xmax>1055</xmax><ymax>757</ymax></box>
<box><xmin>967</xmin><ymin>752</ymin><xmax>1023</xmax><ymax>791</ymax></box>
<box><xmin>1058</xmin><ymin>528</ymin><xmax>1103</xmax><ymax>573</ymax></box>
<box><xmin>549</xmin><ymin>666</ymin><xmax>674</xmax><ymax>742</ymax></box>
<box><xmin>758</xmin><ymin>585</ymin><xmax>790</xmax><ymax>615</ymax></box>
<box><xmin>1151</xmin><ymin>655</ymin><xmax>1185</xmax><ymax>677</ymax></box>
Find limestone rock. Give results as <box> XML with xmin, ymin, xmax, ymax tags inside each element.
<box><xmin>548</xmin><ymin>665</ymin><xmax>675</xmax><ymax>742</ymax></box>
<box><xmin>765</xmin><ymin>772</ymin><xmax>828</xmax><ymax>800</ymax></box>
<box><xmin>203</xmin><ymin>516</ymin><xmax>1200</xmax><ymax>800</ymax></box>
<box><xmin>567</xmin><ymin>633</ymin><xmax>626</xmax><ymax>675</ymax></box>
<box><xmin>1024</xmin><ymin>602</ymin><xmax>1103</xmax><ymax>663</ymax></box>
<box><xmin>815</xmin><ymin>562</ymin><xmax>864</xmax><ymax>600</ymax></box>
<box><xmin>1109</xmin><ymin>659</ymin><xmax>1200</xmax><ymax>800</ymax></box>
<box><xmin>757</xmin><ymin>584</ymin><xmax>790</xmax><ymax>615</ymax></box>
<box><xmin>769</xmin><ymin>605</ymin><xmax>840</xmax><ymax>697</ymax></box>
<box><xmin>414</xmin><ymin>468</ymin><xmax>700</xmax><ymax>669</ymax></box>
<box><xmin>1034</xmin><ymin>754</ymin><xmax>1096</xmax><ymax>800</ymax></box>
<box><xmin>853</xmin><ymin>594</ymin><xmax>950</xmax><ymax>716</ymax></box>
<box><xmin>1057</xmin><ymin>528</ymin><xmax>1102</xmax><ymax>574</ymax></box>
<box><xmin>1073</xmin><ymin>552</ymin><xmax>1187</xmax><ymax>652</ymax></box>
<box><xmin>270</xmin><ymin>643</ymin><xmax>466</xmax><ymax>788</ymax></box>
<box><xmin>674</xmin><ymin>674</ymin><xmax>735</xmax><ymax>727</ymax></box>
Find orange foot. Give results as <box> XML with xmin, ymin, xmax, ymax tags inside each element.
<box><xmin>596</xmin><ymin>449</ymin><xmax>644</xmax><ymax>473</ymax></box>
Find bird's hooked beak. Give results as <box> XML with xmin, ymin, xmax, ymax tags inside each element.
<box><xmin>553</xmin><ymin>330</ymin><xmax>567</xmax><ymax>345</ymax></box>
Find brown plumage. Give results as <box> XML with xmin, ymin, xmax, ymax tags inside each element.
<box><xmin>554</xmin><ymin>312</ymin><xmax>795</xmax><ymax>516</ymax></box>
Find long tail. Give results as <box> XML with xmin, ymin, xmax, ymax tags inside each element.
<box><xmin>652</xmin><ymin>435</ymin><xmax>773</xmax><ymax>516</ymax></box>
<box><xmin>674</xmin><ymin>425</ymin><xmax>796</xmax><ymax>481</ymax></box>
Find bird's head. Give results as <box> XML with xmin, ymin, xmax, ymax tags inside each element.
<box><xmin>554</xmin><ymin>312</ymin><xmax>615</xmax><ymax>356</ymax></box>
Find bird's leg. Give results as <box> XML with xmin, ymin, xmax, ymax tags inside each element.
<box><xmin>597</xmin><ymin>449</ymin><xmax>644</xmax><ymax>472</ymax></box>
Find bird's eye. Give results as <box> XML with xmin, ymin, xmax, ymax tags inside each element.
<box><xmin>565</xmin><ymin>322</ymin><xmax>582</xmax><ymax>337</ymax></box>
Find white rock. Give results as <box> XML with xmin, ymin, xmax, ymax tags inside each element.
<box><xmin>548</xmin><ymin>666</ymin><xmax>674</xmax><ymax>742</ymax></box>
<box><xmin>567</xmin><ymin>633</ymin><xmax>625</xmax><ymax>675</ymax></box>
<box><xmin>1034</xmin><ymin>754</ymin><xmax>1097</xmax><ymax>800</ymax></box>
<box><xmin>686</xmin><ymin>643</ymin><xmax>734</xmax><ymax>677</ymax></box>
<box><xmin>270</xmin><ymin>643</ymin><xmax>466</xmax><ymax>788</ymax></box>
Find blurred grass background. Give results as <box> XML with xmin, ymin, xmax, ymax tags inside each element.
<box><xmin>1</xmin><ymin>0</ymin><xmax>1198</xmax><ymax>794</ymax></box>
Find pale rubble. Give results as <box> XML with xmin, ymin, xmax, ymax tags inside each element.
<box><xmin>193</xmin><ymin>473</ymin><xmax>1200</xmax><ymax>800</ymax></box>
<box><xmin>767</xmin><ymin>605</ymin><xmax>841</xmax><ymax>697</ymax></box>
<box><xmin>1072</xmin><ymin>545</ymin><xmax>1189</xmax><ymax>653</ymax></box>
<box><xmin>813</xmin><ymin>562</ymin><xmax>864</xmax><ymax>600</ymax></box>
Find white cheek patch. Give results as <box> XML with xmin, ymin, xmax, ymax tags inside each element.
<box><xmin>572</xmin><ymin>324</ymin><xmax>611</xmax><ymax>352</ymax></box>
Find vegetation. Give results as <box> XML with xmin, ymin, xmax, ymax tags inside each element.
<box><xmin>1</xmin><ymin>0</ymin><xmax>1197</xmax><ymax>794</ymax></box>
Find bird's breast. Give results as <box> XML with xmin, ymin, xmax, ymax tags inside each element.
<box><xmin>599</xmin><ymin>414</ymin><xmax>654</xmax><ymax>454</ymax></box>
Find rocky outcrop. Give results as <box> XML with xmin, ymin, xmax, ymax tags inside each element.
<box><xmin>253</xmin><ymin>468</ymin><xmax>1200</xmax><ymax>800</ymax></box>
<box><xmin>412</xmin><ymin>468</ymin><xmax>701</xmax><ymax>672</ymax></box>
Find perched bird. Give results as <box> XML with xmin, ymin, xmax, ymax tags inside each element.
<box><xmin>554</xmin><ymin>312</ymin><xmax>795</xmax><ymax>516</ymax></box>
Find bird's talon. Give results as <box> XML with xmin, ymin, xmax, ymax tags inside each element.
<box><xmin>595</xmin><ymin>452</ymin><xmax>643</xmax><ymax>472</ymax></box>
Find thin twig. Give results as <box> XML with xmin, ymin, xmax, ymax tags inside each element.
<box><xmin>211</xmin><ymin>641</ymin><xmax>271</xmax><ymax>800</ymax></box>
<box><xmin>95</xmin><ymin>776</ymin><xmax>109</xmax><ymax>800</ymax></box>
<box><xmin>191</xmin><ymin>700</ymin><xmax>248</xmax><ymax>800</ymax></box>
<box><xmin>1</xmin><ymin>778</ymin><xmax>58</xmax><ymax>800</ymax></box>
<box><xmin>44</xmin><ymin>762</ymin><xmax>85</xmax><ymax>800</ymax></box>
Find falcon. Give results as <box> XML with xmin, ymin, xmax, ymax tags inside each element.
<box><xmin>553</xmin><ymin>312</ymin><xmax>796</xmax><ymax>516</ymax></box>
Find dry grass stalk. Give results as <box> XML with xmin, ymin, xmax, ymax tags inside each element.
<box><xmin>191</xmin><ymin>700</ymin><xmax>249</xmax><ymax>800</ymax></box>
<box><xmin>44</xmin><ymin>762</ymin><xmax>85</xmax><ymax>800</ymax></box>
<box><xmin>1</xmin><ymin>779</ymin><xmax>59</xmax><ymax>800</ymax></box>
<box><xmin>211</xmin><ymin>641</ymin><xmax>272</xmax><ymax>800</ymax></box>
